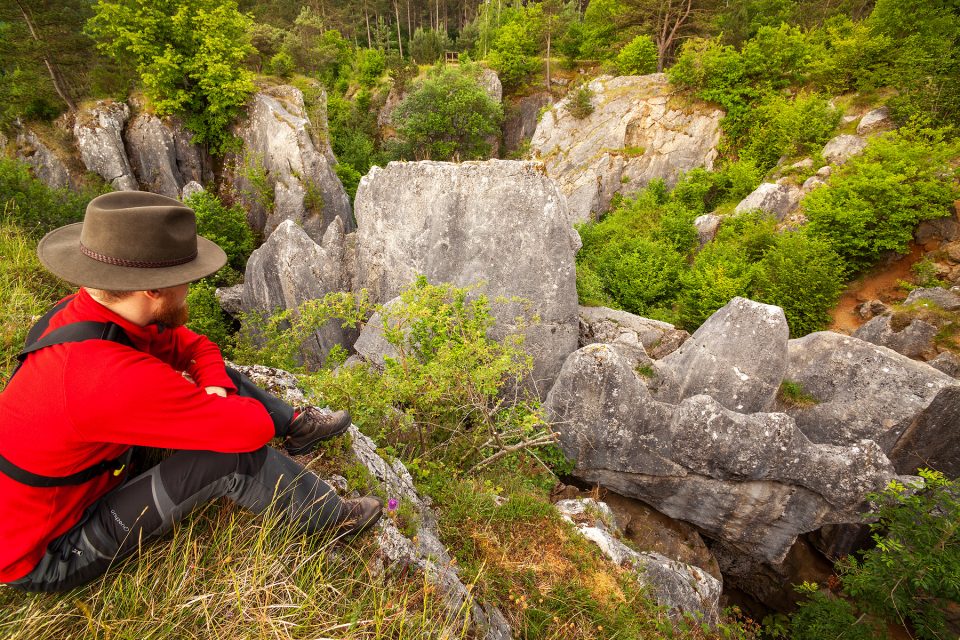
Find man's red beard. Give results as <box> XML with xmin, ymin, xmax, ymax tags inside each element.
<box><xmin>154</xmin><ymin>290</ymin><xmax>189</xmax><ymax>327</ymax></box>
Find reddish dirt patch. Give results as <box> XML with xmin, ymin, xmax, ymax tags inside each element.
<box><xmin>829</xmin><ymin>243</ymin><xmax>926</xmax><ymax>334</ymax></box>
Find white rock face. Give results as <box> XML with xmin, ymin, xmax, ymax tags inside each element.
<box><xmin>15</xmin><ymin>129</ymin><xmax>73</xmax><ymax>190</ymax></box>
<box><xmin>74</xmin><ymin>101</ymin><xmax>138</xmax><ymax>191</ymax></box>
<box><xmin>125</xmin><ymin>109</ymin><xmax>209</xmax><ymax>198</ymax></box>
<box><xmin>734</xmin><ymin>182</ymin><xmax>802</xmax><ymax>220</ymax></box>
<box><xmin>478</xmin><ymin>68</ymin><xmax>503</xmax><ymax>104</ymax></box>
<box><xmin>555</xmin><ymin>498</ymin><xmax>722</xmax><ymax>625</ymax></box>
<box><xmin>229</xmin><ymin>85</ymin><xmax>352</xmax><ymax>243</ymax></box>
<box><xmin>822</xmin><ymin>134</ymin><xmax>867</xmax><ymax>165</ymax></box>
<box><xmin>354</xmin><ymin>160</ymin><xmax>581</xmax><ymax>391</ymax></box>
<box><xmin>240</xmin><ymin>219</ymin><xmax>353</xmax><ymax>367</ymax></box>
<box><xmin>530</xmin><ymin>74</ymin><xmax>723</xmax><ymax>223</ymax></box>
<box><xmin>857</xmin><ymin>106</ymin><xmax>893</xmax><ymax>135</ymax></box>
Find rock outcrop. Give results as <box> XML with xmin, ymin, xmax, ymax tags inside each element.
<box><xmin>239</xmin><ymin>219</ymin><xmax>353</xmax><ymax>367</ymax></box>
<box><xmin>654</xmin><ymin>298</ymin><xmax>788</xmax><ymax>414</ymax></box>
<box><xmin>733</xmin><ymin>182</ymin><xmax>801</xmax><ymax>220</ymax></box>
<box><xmin>74</xmin><ymin>101</ymin><xmax>139</xmax><ymax>191</ymax></box>
<box><xmin>578</xmin><ymin>306</ymin><xmax>689</xmax><ymax>360</ymax></box>
<box><xmin>545</xmin><ymin>338</ymin><xmax>904</xmax><ymax>564</ymax></box>
<box><xmin>905</xmin><ymin>286</ymin><xmax>960</xmax><ymax>311</ymax></box>
<box><xmin>502</xmin><ymin>92</ymin><xmax>552</xmax><ymax>156</ymax></box>
<box><xmin>821</xmin><ymin>134</ymin><xmax>867</xmax><ymax>165</ymax></box>
<box><xmin>14</xmin><ymin>128</ymin><xmax>74</xmax><ymax>190</ymax></box>
<box><xmin>354</xmin><ymin>160</ymin><xmax>581</xmax><ymax>392</ymax></box>
<box><xmin>889</xmin><ymin>385</ymin><xmax>960</xmax><ymax>477</ymax></box>
<box><xmin>125</xmin><ymin>106</ymin><xmax>210</xmax><ymax>198</ymax></box>
<box><xmin>556</xmin><ymin>498</ymin><xmax>722</xmax><ymax>625</ymax></box>
<box><xmin>530</xmin><ymin>74</ymin><xmax>723</xmax><ymax>223</ymax></box>
<box><xmin>478</xmin><ymin>68</ymin><xmax>503</xmax><ymax>104</ymax></box>
<box><xmin>228</xmin><ymin>85</ymin><xmax>352</xmax><ymax>243</ymax></box>
<box><xmin>853</xmin><ymin>314</ymin><xmax>939</xmax><ymax>359</ymax></box>
<box><xmin>780</xmin><ymin>332</ymin><xmax>956</xmax><ymax>451</ymax></box>
<box><xmin>856</xmin><ymin>106</ymin><xmax>893</xmax><ymax>136</ymax></box>
<box><xmin>694</xmin><ymin>214</ymin><xmax>721</xmax><ymax>247</ymax></box>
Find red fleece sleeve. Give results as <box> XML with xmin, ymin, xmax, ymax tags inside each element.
<box><xmin>63</xmin><ymin>342</ymin><xmax>274</xmax><ymax>452</ymax></box>
<box><xmin>154</xmin><ymin>325</ymin><xmax>236</xmax><ymax>392</ymax></box>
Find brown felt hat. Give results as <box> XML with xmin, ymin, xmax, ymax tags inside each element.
<box><xmin>37</xmin><ymin>191</ymin><xmax>227</xmax><ymax>290</ymax></box>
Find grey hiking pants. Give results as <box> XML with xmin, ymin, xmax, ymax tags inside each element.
<box><xmin>5</xmin><ymin>369</ymin><xmax>348</xmax><ymax>593</ymax></box>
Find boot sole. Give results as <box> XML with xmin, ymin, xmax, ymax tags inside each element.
<box><xmin>284</xmin><ymin>419</ymin><xmax>352</xmax><ymax>455</ymax></box>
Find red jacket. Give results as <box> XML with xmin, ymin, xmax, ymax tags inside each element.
<box><xmin>0</xmin><ymin>289</ymin><xmax>275</xmax><ymax>582</ymax></box>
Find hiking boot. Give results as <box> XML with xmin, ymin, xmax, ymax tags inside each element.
<box><xmin>337</xmin><ymin>496</ymin><xmax>383</xmax><ymax>537</ymax></box>
<box><xmin>285</xmin><ymin>407</ymin><xmax>352</xmax><ymax>455</ymax></box>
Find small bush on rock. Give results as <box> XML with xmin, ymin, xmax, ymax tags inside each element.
<box><xmin>615</xmin><ymin>35</ymin><xmax>658</xmax><ymax>75</ymax></box>
<box><xmin>567</xmin><ymin>85</ymin><xmax>595</xmax><ymax>119</ymax></box>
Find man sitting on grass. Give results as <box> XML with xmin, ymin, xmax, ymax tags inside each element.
<box><xmin>0</xmin><ymin>191</ymin><xmax>382</xmax><ymax>592</ymax></box>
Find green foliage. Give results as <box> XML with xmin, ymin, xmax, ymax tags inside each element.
<box><xmin>739</xmin><ymin>91</ymin><xmax>840</xmax><ymax>171</ymax></box>
<box><xmin>566</xmin><ymin>85</ymin><xmax>595</xmax><ymax>119</ymax></box>
<box><xmin>577</xmin><ymin>0</ymin><xmax>624</xmax><ymax>60</ymax></box>
<box><xmin>267</xmin><ymin>50</ymin><xmax>294</xmax><ymax>77</ymax></box>
<box><xmin>776</xmin><ymin>380</ymin><xmax>818</xmax><ymax>407</ymax></box>
<box><xmin>86</xmin><ymin>0</ymin><xmax>256</xmax><ymax>155</ymax></box>
<box><xmin>184</xmin><ymin>190</ymin><xmax>254</xmax><ymax>274</ymax></box>
<box><xmin>393</xmin><ymin>63</ymin><xmax>503</xmax><ymax>161</ymax></box>
<box><xmin>805</xmin><ymin>15</ymin><xmax>892</xmax><ymax>95</ymax></box>
<box><xmin>354</xmin><ymin>48</ymin><xmax>386</xmax><ymax>88</ymax></box>
<box><xmin>679</xmin><ymin>241</ymin><xmax>755</xmax><ymax>328</ymax></box>
<box><xmin>408</xmin><ymin>27</ymin><xmax>452</xmax><ymax>64</ymax></box>
<box><xmin>0</xmin><ymin>158</ymin><xmax>92</xmax><ymax>237</ymax></box>
<box><xmin>840</xmin><ymin>470</ymin><xmax>960</xmax><ymax>639</ymax></box>
<box><xmin>789</xmin><ymin>470</ymin><xmax>960</xmax><ymax>640</ymax></box>
<box><xmin>487</xmin><ymin>20</ymin><xmax>540</xmax><ymax>91</ymax></box>
<box><xmin>185</xmin><ymin>278</ymin><xmax>235</xmax><ymax>349</ymax></box>
<box><xmin>754</xmin><ymin>232</ymin><xmax>845</xmax><ymax>336</ymax></box>
<box><xmin>804</xmin><ymin>127</ymin><xmax>960</xmax><ymax>275</ymax></box>
<box><xmin>615</xmin><ymin>35</ymin><xmax>658</xmax><ymax>75</ymax></box>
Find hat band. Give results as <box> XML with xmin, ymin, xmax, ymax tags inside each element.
<box><xmin>80</xmin><ymin>242</ymin><xmax>198</xmax><ymax>269</ymax></box>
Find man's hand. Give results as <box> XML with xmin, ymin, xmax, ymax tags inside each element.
<box><xmin>204</xmin><ymin>386</ymin><xmax>227</xmax><ymax>398</ymax></box>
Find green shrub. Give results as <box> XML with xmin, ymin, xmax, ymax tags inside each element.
<box><xmin>806</xmin><ymin>15</ymin><xmax>892</xmax><ymax>95</ymax></box>
<box><xmin>739</xmin><ymin>91</ymin><xmax>840</xmax><ymax>171</ymax></box>
<box><xmin>0</xmin><ymin>157</ymin><xmax>92</xmax><ymax>237</ymax></box>
<box><xmin>408</xmin><ymin>27</ymin><xmax>452</xmax><ymax>64</ymax></box>
<box><xmin>184</xmin><ymin>191</ymin><xmax>254</xmax><ymax>275</ymax></box>
<box><xmin>186</xmin><ymin>278</ymin><xmax>235</xmax><ymax>349</ymax></box>
<box><xmin>679</xmin><ymin>242</ymin><xmax>755</xmax><ymax>329</ymax></box>
<box><xmin>804</xmin><ymin>127</ymin><xmax>960</xmax><ymax>275</ymax></box>
<box><xmin>754</xmin><ymin>231</ymin><xmax>845</xmax><ymax>336</ymax></box>
<box><xmin>355</xmin><ymin>48</ymin><xmax>386</xmax><ymax>87</ymax></box>
<box><xmin>566</xmin><ymin>85</ymin><xmax>595</xmax><ymax>119</ymax></box>
<box><xmin>577</xmin><ymin>0</ymin><xmax>623</xmax><ymax>60</ymax></box>
<box><xmin>393</xmin><ymin>63</ymin><xmax>503</xmax><ymax>161</ymax></box>
<box><xmin>615</xmin><ymin>35</ymin><xmax>658</xmax><ymax>75</ymax></box>
<box><xmin>268</xmin><ymin>50</ymin><xmax>295</xmax><ymax>78</ymax></box>
<box><xmin>487</xmin><ymin>21</ymin><xmax>540</xmax><ymax>91</ymax></box>
<box><xmin>740</xmin><ymin>23</ymin><xmax>812</xmax><ymax>91</ymax></box>
<box><xmin>785</xmin><ymin>583</ymin><xmax>885</xmax><ymax>640</ymax></box>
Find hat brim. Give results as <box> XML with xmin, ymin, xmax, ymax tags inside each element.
<box><xmin>37</xmin><ymin>222</ymin><xmax>228</xmax><ymax>290</ymax></box>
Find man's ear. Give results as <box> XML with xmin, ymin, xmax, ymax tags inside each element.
<box><xmin>142</xmin><ymin>289</ymin><xmax>163</xmax><ymax>302</ymax></box>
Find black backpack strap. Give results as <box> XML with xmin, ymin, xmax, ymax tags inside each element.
<box><xmin>0</xmin><ymin>449</ymin><xmax>132</xmax><ymax>488</ymax></box>
<box><xmin>2</xmin><ymin>296</ymin><xmax>137</xmax><ymax>487</ymax></box>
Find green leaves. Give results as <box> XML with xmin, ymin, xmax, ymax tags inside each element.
<box><xmin>86</xmin><ymin>0</ymin><xmax>256</xmax><ymax>154</ymax></box>
<box><xmin>393</xmin><ymin>63</ymin><xmax>503</xmax><ymax>161</ymax></box>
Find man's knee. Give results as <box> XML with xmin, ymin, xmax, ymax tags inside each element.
<box><xmin>157</xmin><ymin>447</ymin><xmax>269</xmax><ymax>504</ymax></box>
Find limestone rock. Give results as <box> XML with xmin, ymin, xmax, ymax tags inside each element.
<box><xmin>889</xmin><ymin>385</ymin><xmax>960</xmax><ymax>477</ymax></box>
<box><xmin>181</xmin><ymin>180</ymin><xmax>204</xmax><ymax>201</ymax></box>
<box><xmin>734</xmin><ymin>182</ymin><xmax>802</xmax><ymax>220</ymax></box>
<box><xmin>905</xmin><ymin>286</ymin><xmax>960</xmax><ymax>311</ymax></box>
<box><xmin>530</xmin><ymin>74</ymin><xmax>723</xmax><ymax>223</ymax></box>
<box><xmin>545</xmin><ymin>342</ymin><xmax>904</xmax><ymax>563</ymax></box>
<box><xmin>241</xmin><ymin>219</ymin><xmax>353</xmax><ymax>367</ymax></box>
<box><xmin>781</xmin><ymin>332</ymin><xmax>956</xmax><ymax>451</ymax></box>
<box><xmin>125</xmin><ymin>109</ymin><xmax>209</xmax><ymax>198</ymax></box>
<box><xmin>856</xmin><ymin>106</ymin><xmax>893</xmax><ymax>136</ymax></box>
<box><xmin>853</xmin><ymin>315</ymin><xmax>939</xmax><ymax>359</ymax></box>
<box><xmin>655</xmin><ymin>297</ymin><xmax>788</xmax><ymax>413</ymax></box>
<box><xmin>556</xmin><ymin>498</ymin><xmax>722</xmax><ymax>625</ymax></box>
<box><xmin>74</xmin><ymin>100</ymin><xmax>138</xmax><ymax>191</ymax></box>
<box><xmin>502</xmin><ymin>92</ymin><xmax>552</xmax><ymax>156</ymax></box>
<box><xmin>822</xmin><ymin>134</ymin><xmax>867</xmax><ymax>165</ymax></box>
<box><xmin>352</xmin><ymin>297</ymin><xmax>402</xmax><ymax>370</ymax></box>
<box><xmin>578</xmin><ymin>306</ymin><xmax>688</xmax><ymax>359</ymax></box>
<box><xmin>215</xmin><ymin>284</ymin><xmax>244</xmax><ymax>317</ymax></box>
<box><xmin>354</xmin><ymin>160</ymin><xmax>580</xmax><ymax>392</ymax></box>
<box><xmin>229</xmin><ymin>85</ymin><xmax>352</xmax><ymax>243</ymax></box>
<box><xmin>14</xmin><ymin>129</ymin><xmax>74</xmax><ymax>190</ymax></box>
<box><xmin>226</xmin><ymin>362</ymin><xmax>308</xmax><ymax>407</ymax></box>
<box><xmin>856</xmin><ymin>299</ymin><xmax>889</xmax><ymax>320</ymax></box>
<box><xmin>694</xmin><ymin>214</ymin><xmax>721</xmax><ymax>247</ymax></box>
<box><xmin>915</xmin><ymin>215</ymin><xmax>960</xmax><ymax>245</ymax></box>
<box><xmin>930</xmin><ymin>351</ymin><xmax>960</xmax><ymax>378</ymax></box>
<box><xmin>816</xmin><ymin>165</ymin><xmax>831</xmax><ymax>178</ymax></box>
<box><xmin>351</xmin><ymin>427</ymin><xmax>513</xmax><ymax>640</ymax></box>
<box><xmin>478</xmin><ymin>68</ymin><xmax>502</xmax><ymax>104</ymax></box>
<box><xmin>801</xmin><ymin>175</ymin><xmax>826</xmax><ymax>193</ymax></box>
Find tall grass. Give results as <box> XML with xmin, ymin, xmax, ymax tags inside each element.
<box><xmin>0</xmin><ymin>503</ymin><xmax>466</xmax><ymax>639</ymax></box>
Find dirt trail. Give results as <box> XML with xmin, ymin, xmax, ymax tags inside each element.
<box><xmin>828</xmin><ymin>243</ymin><xmax>925</xmax><ymax>334</ymax></box>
